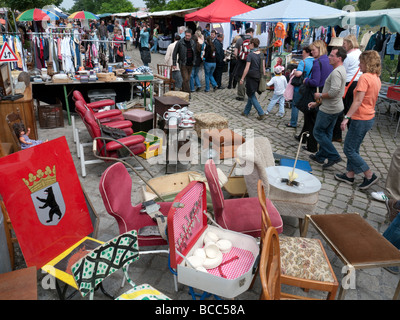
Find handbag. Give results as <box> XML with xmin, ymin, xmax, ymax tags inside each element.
<box><xmin>291</xmin><ymin>60</ymin><xmax>305</xmax><ymax>87</ymax></box>
<box><xmin>296</xmin><ymin>59</ymin><xmax>322</xmax><ymax>113</ymax></box>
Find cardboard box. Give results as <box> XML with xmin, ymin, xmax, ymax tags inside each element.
<box><xmin>132</xmin><ymin>131</ymin><xmax>162</xmax><ymax>159</ymax></box>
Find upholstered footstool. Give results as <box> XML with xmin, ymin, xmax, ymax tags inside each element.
<box><xmin>302</xmin><ymin>213</ymin><xmax>400</xmax><ymax>299</ymax></box>
<box><xmin>203</xmin><ymin>128</ymin><xmax>245</xmax><ymax>160</ymax></box>
<box><xmin>123</xmin><ymin>109</ymin><xmax>154</xmax><ymax>133</ymax></box>
<box><xmin>194</xmin><ymin>113</ymin><xmax>229</xmax><ymax>137</ymax></box>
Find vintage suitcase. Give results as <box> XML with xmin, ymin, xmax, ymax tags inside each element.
<box><xmin>167</xmin><ymin>181</ymin><xmax>259</xmax><ymax>299</ymax></box>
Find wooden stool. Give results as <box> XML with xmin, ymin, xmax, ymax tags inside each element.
<box><xmin>302</xmin><ymin>213</ymin><xmax>400</xmax><ymax>299</ymax></box>
<box><xmin>203</xmin><ymin>128</ymin><xmax>245</xmax><ymax>160</ymax></box>
<box><xmin>0</xmin><ymin>266</ymin><xmax>37</xmax><ymax>300</ymax></box>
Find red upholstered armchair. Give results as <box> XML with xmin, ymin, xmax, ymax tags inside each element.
<box><xmin>77</xmin><ymin>109</ymin><xmax>146</xmax><ymax>177</ymax></box>
<box><xmin>204</xmin><ymin>159</ymin><xmax>283</xmax><ymax>237</ymax></box>
<box><xmin>99</xmin><ymin>162</ymin><xmax>171</xmax><ymax>247</ymax></box>
<box><xmin>72</xmin><ymin>90</ymin><xmax>124</xmax><ymax>123</ymax></box>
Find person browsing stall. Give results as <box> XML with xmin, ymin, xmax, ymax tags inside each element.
<box><xmin>308</xmin><ymin>46</ymin><xmax>347</xmax><ymax>169</ymax></box>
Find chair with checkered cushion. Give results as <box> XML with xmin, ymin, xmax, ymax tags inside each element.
<box><xmin>71</xmin><ymin>230</ymin><xmax>170</xmax><ymax>300</ymax></box>
<box><xmin>258</xmin><ymin>180</ymin><xmax>338</xmax><ymax>300</ymax></box>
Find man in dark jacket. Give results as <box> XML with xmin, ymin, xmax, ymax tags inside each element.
<box><xmin>213</xmin><ymin>33</ymin><xmax>225</xmax><ymax>89</ymax></box>
<box><xmin>172</xmin><ymin>29</ymin><xmax>196</xmax><ymax>94</ymax></box>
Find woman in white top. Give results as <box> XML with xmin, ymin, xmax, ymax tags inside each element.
<box><xmin>333</xmin><ymin>34</ymin><xmax>363</xmax><ymax>141</ymax></box>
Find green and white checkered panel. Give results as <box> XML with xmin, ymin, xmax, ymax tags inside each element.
<box><xmin>72</xmin><ymin>230</ymin><xmax>140</xmax><ymax>298</ymax></box>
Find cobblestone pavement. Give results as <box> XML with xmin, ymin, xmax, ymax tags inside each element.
<box><xmin>25</xmin><ymin>44</ymin><xmax>400</xmax><ymax>300</ymax></box>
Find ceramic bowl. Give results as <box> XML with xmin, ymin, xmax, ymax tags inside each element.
<box><xmin>186</xmin><ymin>255</ymin><xmax>204</xmax><ymax>269</ymax></box>
<box><xmin>203</xmin><ymin>250</ymin><xmax>223</xmax><ymax>269</ymax></box>
<box><xmin>204</xmin><ymin>243</ymin><xmax>220</xmax><ymax>259</ymax></box>
<box><xmin>204</xmin><ymin>231</ymin><xmax>219</xmax><ymax>245</ymax></box>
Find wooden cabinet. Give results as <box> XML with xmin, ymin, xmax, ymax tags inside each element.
<box><xmin>0</xmin><ymin>96</ymin><xmax>37</xmax><ymax>153</ymax></box>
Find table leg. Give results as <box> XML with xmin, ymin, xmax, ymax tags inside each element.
<box><xmin>63</xmin><ymin>85</ymin><xmax>71</xmax><ymax>126</ymax></box>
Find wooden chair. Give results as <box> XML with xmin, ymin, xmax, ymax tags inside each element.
<box><xmin>260</xmin><ymin>227</ymin><xmax>317</xmax><ymax>300</ymax></box>
<box><xmin>0</xmin><ymin>137</ymin><xmax>13</xmax><ymax>157</ymax></box>
<box><xmin>5</xmin><ymin>108</ymin><xmax>24</xmax><ymax>152</ymax></box>
<box><xmin>257</xmin><ymin>180</ymin><xmax>339</xmax><ymax>300</ymax></box>
<box><xmin>154</xmin><ymin>64</ymin><xmax>175</xmax><ymax>93</ymax></box>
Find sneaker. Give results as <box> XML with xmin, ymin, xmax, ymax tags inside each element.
<box><xmin>358</xmin><ymin>173</ymin><xmax>378</xmax><ymax>190</ymax></box>
<box><xmin>241</xmin><ymin>112</ymin><xmax>248</xmax><ymax>117</ymax></box>
<box><xmin>196</xmin><ymin>87</ymin><xmax>201</xmax><ymax>92</ymax></box>
<box><xmin>309</xmin><ymin>154</ymin><xmax>324</xmax><ymax>164</ymax></box>
<box><xmin>213</xmin><ymin>86</ymin><xmax>218</xmax><ymax>92</ymax></box>
<box><xmin>334</xmin><ymin>173</ymin><xmax>354</xmax><ymax>184</ymax></box>
<box><xmin>277</xmin><ymin>113</ymin><xmax>285</xmax><ymax>118</ymax></box>
<box><xmin>257</xmin><ymin>114</ymin><xmax>267</xmax><ymax>120</ymax></box>
<box><xmin>322</xmin><ymin>157</ymin><xmax>342</xmax><ymax>169</ymax></box>
<box><xmin>371</xmin><ymin>191</ymin><xmax>388</xmax><ymax>202</ymax></box>
<box><xmin>236</xmin><ymin>97</ymin><xmax>244</xmax><ymax>101</ymax></box>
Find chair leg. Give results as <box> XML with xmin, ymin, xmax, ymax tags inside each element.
<box><xmin>79</xmin><ymin>143</ymin><xmax>87</xmax><ymax>178</ymax></box>
<box><xmin>300</xmin><ymin>215</ymin><xmax>311</xmax><ymax>237</ymax></box>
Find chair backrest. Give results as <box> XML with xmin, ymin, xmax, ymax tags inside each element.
<box><xmin>236</xmin><ymin>137</ymin><xmax>275</xmax><ymax>198</ymax></box>
<box><xmin>5</xmin><ymin>108</ymin><xmax>24</xmax><ymax>151</ymax></box>
<box><xmin>204</xmin><ymin>159</ymin><xmax>225</xmax><ymax>222</ymax></box>
<box><xmin>258</xmin><ymin>180</ymin><xmax>272</xmax><ymax>247</ymax></box>
<box><xmin>73</xmin><ymin>90</ymin><xmax>86</xmax><ymax>104</ymax></box>
<box><xmin>75</xmin><ymin>100</ymin><xmax>90</xmax><ymax>120</ymax></box>
<box><xmin>99</xmin><ymin>162</ymin><xmax>135</xmax><ymax>234</ymax></box>
<box><xmin>71</xmin><ymin>230</ymin><xmax>140</xmax><ymax>299</ymax></box>
<box><xmin>259</xmin><ymin>226</ymin><xmax>281</xmax><ymax>300</ymax></box>
<box><xmin>157</xmin><ymin>64</ymin><xmax>172</xmax><ymax>79</ymax></box>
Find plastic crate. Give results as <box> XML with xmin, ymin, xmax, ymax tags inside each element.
<box><xmin>132</xmin><ymin>131</ymin><xmax>162</xmax><ymax>159</ymax></box>
<box><xmin>387</xmin><ymin>85</ymin><xmax>400</xmax><ymax>101</ymax></box>
<box><xmin>87</xmin><ymin>89</ymin><xmax>116</xmax><ymax>103</ymax></box>
<box><xmin>37</xmin><ymin>100</ymin><xmax>64</xmax><ymax>129</ymax></box>
<box><xmin>135</xmin><ymin>74</ymin><xmax>154</xmax><ymax>81</ymax></box>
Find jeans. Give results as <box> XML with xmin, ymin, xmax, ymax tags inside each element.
<box><xmin>383</xmin><ymin>205</ymin><xmax>400</xmax><ymax>249</ymax></box>
<box><xmin>243</xmin><ymin>93</ymin><xmax>264</xmax><ymax>116</ymax></box>
<box><xmin>290</xmin><ymin>90</ymin><xmax>301</xmax><ymax>127</ymax></box>
<box><xmin>266</xmin><ymin>93</ymin><xmax>285</xmax><ymax>114</ymax></box>
<box><xmin>313</xmin><ymin>110</ymin><xmax>342</xmax><ymax>162</ymax></box>
<box><xmin>343</xmin><ymin>118</ymin><xmax>374</xmax><ymax>174</ymax></box>
<box><xmin>190</xmin><ymin>66</ymin><xmax>201</xmax><ymax>91</ymax></box>
<box><xmin>172</xmin><ymin>70</ymin><xmax>182</xmax><ymax>90</ymax></box>
<box><xmin>204</xmin><ymin>62</ymin><xmax>217</xmax><ymax>91</ymax></box>
<box><xmin>150</xmin><ymin>37</ymin><xmax>158</xmax><ymax>53</ymax></box>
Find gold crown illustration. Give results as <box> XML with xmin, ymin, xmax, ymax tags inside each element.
<box><xmin>23</xmin><ymin>165</ymin><xmax>57</xmax><ymax>193</ymax></box>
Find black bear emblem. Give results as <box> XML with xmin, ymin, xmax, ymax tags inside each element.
<box><xmin>36</xmin><ymin>186</ymin><xmax>62</xmax><ymax>223</ymax></box>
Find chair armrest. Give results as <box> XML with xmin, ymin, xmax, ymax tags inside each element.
<box><xmin>94</xmin><ymin>109</ymin><xmax>122</xmax><ymax>119</ymax></box>
<box><xmin>103</xmin><ymin>120</ymin><xmax>132</xmax><ymax>129</ymax></box>
<box><xmin>105</xmin><ymin>135</ymin><xmax>145</xmax><ymax>151</ymax></box>
<box><xmin>87</xmin><ymin>99</ymin><xmax>115</xmax><ymax>109</ymax></box>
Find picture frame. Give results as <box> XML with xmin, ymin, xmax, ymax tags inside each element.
<box><xmin>0</xmin><ymin>63</ymin><xmax>11</xmax><ymax>95</ymax></box>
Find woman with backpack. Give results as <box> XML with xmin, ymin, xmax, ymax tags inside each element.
<box><xmin>240</xmin><ymin>38</ymin><xmax>267</xmax><ymax>120</ymax></box>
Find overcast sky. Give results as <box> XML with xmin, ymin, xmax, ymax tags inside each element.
<box><xmin>60</xmin><ymin>0</ymin><xmax>146</xmax><ymax>10</ymax></box>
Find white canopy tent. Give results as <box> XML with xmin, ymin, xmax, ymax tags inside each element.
<box><xmin>231</xmin><ymin>0</ymin><xmax>344</xmax><ymax>23</ymax></box>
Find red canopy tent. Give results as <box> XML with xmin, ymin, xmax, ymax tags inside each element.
<box><xmin>185</xmin><ymin>0</ymin><xmax>254</xmax><ymax>23</ymax></box>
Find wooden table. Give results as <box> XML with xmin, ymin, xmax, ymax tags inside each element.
<box><xmin>33</xmin><ymin>78</ymin><xmax>160</xmax><ymax>126</ymax></box>
<box><xmin>154</xmin><ymin>96</ymin><xmax>189</xmax><ymax>129</ymax></box>
<box><xmin>0</xmin><ymin>266</ymin><xmax>37</xmax><ymax>300</ymax></box>
<box><xmin>302</xmin><ymin>213</ymin><xmax>400</xmax><ymax>300</ymax></box>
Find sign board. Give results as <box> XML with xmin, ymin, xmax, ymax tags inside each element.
<box><xmin>0</xmin><ymin>42</ymin><xmax>18</xmax><ymax>62</ymax></box>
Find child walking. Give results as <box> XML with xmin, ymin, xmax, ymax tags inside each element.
<box><xmin>265</xmin><ymin>65</ymin><xmax>287</xmax><ymax>117</ymax></box>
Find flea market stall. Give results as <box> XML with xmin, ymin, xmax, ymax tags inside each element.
<box><xmin>230</xmin><ymin>0</ymin><xmax>344</xmax><ymax>69</ymax></box>
<box><xmin>185</xmin><ymin>0</ymin><xmax>255</xmax><ymax>49</ymax></box>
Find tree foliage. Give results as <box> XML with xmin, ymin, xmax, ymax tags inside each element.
<box><xmin>0</xmin><ymin>0</ymin><xmax>63</xmax><ymax>12</ymax></box>
<box><xmin>357</xmin><ymin>0</ymin><xmax>373</xmax><ymax>11</ymax></box>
